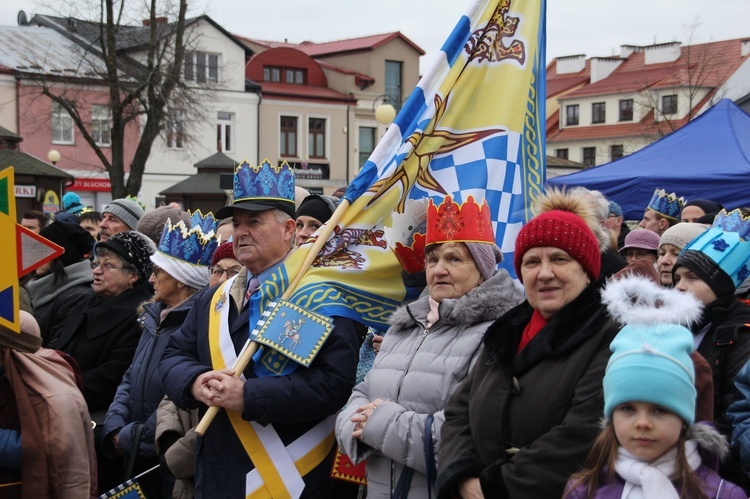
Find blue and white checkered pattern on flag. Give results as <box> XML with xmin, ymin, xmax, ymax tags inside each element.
<box><xmin>342</xmin><ymin>0</ymin><xmax>546</xmax><ymax>276</ymax></box>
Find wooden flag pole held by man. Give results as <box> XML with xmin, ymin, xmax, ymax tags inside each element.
<box><xmin>195</xmin><ymin>199</ymin><xmax>351</xmax><ymax>435</ymax></box>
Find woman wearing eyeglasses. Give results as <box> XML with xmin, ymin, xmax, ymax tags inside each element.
<box><xmin>102</xmin><ymin>216</ymin><xmax>217</xmax><ymax>497</ymax></box>
<box><xmin>208</xmin><ymin>241</ymin><xmax>242</xmax><ymax>287</ymax></box>
<box><xmin>45</xmin><ymin>230</ymin><xmax>154</xmax><ymax>490</ymax></box>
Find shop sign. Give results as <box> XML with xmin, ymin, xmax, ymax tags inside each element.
<box><xmin>15</xmin><ymin>185</ymin><xmax>36</xmax><ymax>198</ymax></box>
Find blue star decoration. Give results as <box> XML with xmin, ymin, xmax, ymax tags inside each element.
<box><xmin>712</xmin><ymin>239</ymin><xmax>730</xmax><ymax>252</ymax></box>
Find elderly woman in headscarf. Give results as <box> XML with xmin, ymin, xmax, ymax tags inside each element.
<box><xmin>336</xmin><ymin>196</ymin><xmax>523</xmax><ymax>499</ymax></box>
<box><xmin>103</xmin><ymin>215</ymin><xmax>217</xmax><ymax>497</ymax></box>
<box><xmin>0</xmin><ymin>311</ymin><xmax>97</xmax><ymax>498</ymax></box>
<box><xmin>436</xmin><ymin>188</ymin><xmax>623</xmax><ymax>499</ymax></box>
<box><xmin>27</xmin><ymin>221</ymin><xmax>96</xmax><ymax>345</ymax></box>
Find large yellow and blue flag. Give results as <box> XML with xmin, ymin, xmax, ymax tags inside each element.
<box><xmin>257</xmin><ymin>0</ymin><xmax>545</xmax><ymax>345</ymax></box>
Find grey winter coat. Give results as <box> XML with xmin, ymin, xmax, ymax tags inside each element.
<box><xmin>335</xmin><ymin>271</ymin><xmax>523</xmax><ymax>499</ymax></box>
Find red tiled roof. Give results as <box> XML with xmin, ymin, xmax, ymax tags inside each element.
<box><xmin>240</xmin><ymin>32</ymin><xmax>425</xmax><ymax>57</ymax></box>
<box><xmin>258</xmin><ymin>82</ymin><xmax>354</xmax><ymax>102</ymax></box>
<box><xmin>546</xmin><ymin>58</ymin><xmax>591</xmax><ymax>97</ymax></box>
<box><xmin>562</xmin><ymin>39</ymin><xmax>749</xmax><ymax>99</ymax></box>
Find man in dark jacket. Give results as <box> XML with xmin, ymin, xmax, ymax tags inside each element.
<box><xmin>160</xmin><ymin>161</ymin><xmax>363</xmax><ymax>498</ymax></box>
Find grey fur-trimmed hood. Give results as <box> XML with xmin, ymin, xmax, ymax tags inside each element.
<box><xmin>388</xmin><ymin>268</ymin><xmax>524</xmax><ymax>330</ymax></box>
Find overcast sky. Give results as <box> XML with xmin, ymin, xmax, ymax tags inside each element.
<box><xmin>3</xmin><ymin>0</ymin><xmax>748</xmax><ymax>69</ymax></box>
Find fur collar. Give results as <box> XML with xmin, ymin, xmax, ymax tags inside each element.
<box><xmin>484</xmin><ymin>280</ymin><xmax>614</xmax><ymax>375</ymax></box>
<box><xmin>388</xmin><ymin>269</ymin><xmax>524</xmax><ymax>330</ymax></box>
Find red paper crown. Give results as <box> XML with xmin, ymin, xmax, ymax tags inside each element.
<box><xmin>426</xmin><ymin>196</ymin><xmax>495</xmax><ymax>246</ymax></box>
<box><xmin>393</xmin><ymin>232</ymin><xmax>427</xmax><ymax>274</ymax></box>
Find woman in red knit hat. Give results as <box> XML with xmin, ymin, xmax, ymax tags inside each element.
<box><xmin>436</xmin><ymin>188</ymin><xmax>623</xmax><ymax>499</ymax></box>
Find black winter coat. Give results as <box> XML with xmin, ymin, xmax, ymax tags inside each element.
<box><xmin>46</xmin><ymin>280</ymin><xmax>153</xmax><ymax>412</ymax></box>
<box><xmin>436</xmin><ymin>282</ymin><xmax>621</xmax><ymax>499</ymax></box>
<box><xmin>694</xmin><ymin>295</ymin><xmax>750</xmax><ymax>492</ymax></box>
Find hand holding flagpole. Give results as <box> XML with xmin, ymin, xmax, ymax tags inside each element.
<box><xmin>195</xmin><ymin>199</ymin><xmax>351</xmax><ymax>436</ymax></box>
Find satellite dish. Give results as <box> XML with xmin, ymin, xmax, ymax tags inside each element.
<box><xmin>17</xmin><ymin>11</ymin><xmax>28</xmax><ymax>26</ymax></box>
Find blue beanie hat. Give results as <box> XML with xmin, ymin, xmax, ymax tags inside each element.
<box><xmin>601</xmin><ymin>275</ymin><xmax>703</xmax><ymax>425</ymax></box>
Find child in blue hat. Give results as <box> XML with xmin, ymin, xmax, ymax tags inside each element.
<box><xmin>565</xmin><ymin>276</ymin><xmax>745</xmax><ymax>499</ymax></box>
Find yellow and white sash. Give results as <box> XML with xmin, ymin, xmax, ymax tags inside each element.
<box><xmin>208</xmin><ymin>279</ymin><xmax>335</xmax><ymax>499</ymax></box>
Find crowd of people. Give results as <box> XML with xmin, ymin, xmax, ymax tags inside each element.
<box><xmin>6</xmin><ymin>168</ymin><xmax>750</xmax><ymax>499</ymax></box>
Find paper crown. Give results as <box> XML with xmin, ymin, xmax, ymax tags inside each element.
<box><xmin>383</xmin><ymin>199</ymin><xmax>428</xmax><ymax>273</ymax></box>
<box><xmin>229</xmin><ymin>160</ymin><xmax>295</xmax><ymax>217</ymax></box>
<box><xmin>646</xmin><ymin>188</ymin><xmax>685</xmax><ymax>220</ymax></box>
<box><xmin>157</xmin><ymin>210</ymin><xmax>219</xmax><ymax>267</ymax></box>
<box><xmin>426</xmin><ymin>196</ymin><xmax>495</xmax><ymax>246</ymax></box>
<box><xmin>682</xmin><ymin>209</ymin><xmax>750</xmax><ymax>287</ymax></box>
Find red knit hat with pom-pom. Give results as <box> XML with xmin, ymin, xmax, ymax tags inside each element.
<box><xmin>514</xmin><ymin>210</ymin><xmax>601</xmax><ymax>282</ymax></box>
<box><xmin>211</xmin><ymin>241</ymin><xmax>236</xmax><ymax>267</ymax></box>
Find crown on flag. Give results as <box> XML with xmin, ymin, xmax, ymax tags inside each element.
<box><xmin>383</xmin><ymin>199</ymin><xmax>427</xmax><ymax>273</ymax></box>
<box><xmin>682</xmin><ymin>209</ymin><xmax>750</xmax><ymax>287</ymax></box>
<box><xmin>646</xmin><ymin>188</ymin><xmax>685</xmax><ymax>221</ymax></box>
<box><xmin>157</xmin><ymin>210</ymin><xmax>218</xmax><ymax>266</ymax></box>
<box><xmin>426</xmin><ymin>195</ymin><xmax>495</xmax><ymax>246</ymax></box>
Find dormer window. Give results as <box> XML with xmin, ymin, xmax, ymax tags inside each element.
<box><xmin>263</xmin><ymin>66</ymin><xmax>306</xmax><ymax>85</ymax></box>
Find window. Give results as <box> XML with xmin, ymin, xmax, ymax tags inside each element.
<box><xmin>263</xmin><ymin>66</ymin><xmax>305</xmax><ymax>84</ymax></box>
<box><xmin>51</xmin><ymin>103</ymin><xmax>74</xmax><ymax>144</ymax></box>
<box><xmin>662</xmin><ymin>94</ymin><xmax>678</xmax><ymax>114</ymax></box>
<box><xmin>263</xmin><ymin>66</ymin><xmax>281</xmax><ymax>82</ymax></box>
<box><xmin>359</xmin><ymin>127</ymin><xmax>376</xmax><ymax>168</ymax></box>
<box><xmin>91</xmin><ymin>105</ymin><xmax>111</xmax><ymax>146</ymax></box>
<box><xmin>619</xmin><ymin>99</ymin><xmax>634</xmax><ymax>121</ymax></box>
<box><xmin>592</xmin><ymin>102</ymin><xmax>606</xmax><ymax>124</ymax></box>
<box><xmin>555</xmin><ymin>149</ymin><xmax>568</xmax><ymax>160</ymax></box>
<box><xmin>611</xmin><ymin>144</ymin><xmax>624</xmax><ymax>161</ymax></box>
<box><xmin>565</xmin><ymin>105</ymin><xmax>579</xmax><ymax>126</ymax></box>
<box><xmin>166</xmin><ymin>109</ymin><xmax>185</xmax><ymax>149</ymax></box>
<box><xmin>308</xmin><ymin>118</ymin><xmax>326</xmax><ymax>158</ymax></box>
<box><xmin>280</xmin><ymin>116</ymin><xmax>298</xmax><ymax>157</ymax></box>
<box><xmin>217</xmin><ymin>112</ymin><xmax>233</xmax><ymax>153</ymax></box>
<box><xmin>582</xmin><ymin>147</ymin><xmax>596</xmax><ymax>167</ymax></box>
<box><xmin>385</xmin><ymin>60</ymin><xmax>402</xmax><ymax>110</ymax></box>
<box><xmin>184</xmin><ymin>52</ymin><xmax>219</xmax><ymax>84</ymax></box>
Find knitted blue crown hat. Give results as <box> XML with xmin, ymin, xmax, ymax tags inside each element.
<box><xmin>601</xmin><ymin>275</ymin><xmax>703</xmax><ymax>424</ymax></box>
<box><xmin>216</xmin><ymin>160</ymin><xmax>295</xmax><ymax>219</ymax></box>
<box><xmin>677</xmin><ymin>209</ymin><xmax>750</xmax><ymax>293</ymax></box>
<box><xmin>646</xmin><ymin>188</ymin><xmax>686</xmax><ymax>221</ymax></box>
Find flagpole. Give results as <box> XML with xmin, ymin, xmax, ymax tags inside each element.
<box><xmin>195</xmin><ymin>199</ymin><xmax>351</xmax><ymax>436</ymax></box>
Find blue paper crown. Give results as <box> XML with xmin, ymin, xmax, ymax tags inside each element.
<box><xmin>682</xmin><ymin>209</ymin><xmax>750</xmax><ymax>287</ymax></box>
<box><xmin>157</xmin><ymin>210</ymin><xmax>219</xmax><ymax>266</ymax></box>
<box><xmin>647</xmin><ymin>188</ymin><xmax>685</xmax><ymax>220</ymax></box>
<box><xmin>234</xmin><ymin>160</ymin><xmax>295</xmax><ymax>207</ymax></box>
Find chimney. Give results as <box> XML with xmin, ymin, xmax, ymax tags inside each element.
<box><xmin>556</xmin><ymin>54</ymin><xmax>586</xmax><ymax>75</ymax></box>
<box><xmin>143</xmin><ymin>17</ymin><xmax>168</xmax><ymax>27</ymax></box>
<box><xmin>620</xmin><ymin>45</ymin><xmax>641</xmax><ymax>59</ymax></box>
<box><xmin>590</xmin><ymin>57</ymin><xmax>622</xmax><ymax>83</ymax></box>
<box><xmin>742</xmin><ymin>39</ymin><xmax>750</xmax><ymax>57</ymax></box>
<box><xmin>644</xmin><ymin>41</ymin><xmax>681</xmax><ymax>65</ymax></box>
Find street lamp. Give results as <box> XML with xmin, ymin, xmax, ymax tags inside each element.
<box><xmin>47</xmin><ymin>149</ymin><xmax>61</xmax><ymax>165</ymax></box>
<box><xmin>372</xmin><ymin>95</ymin><xmax>397</xmax><ymax>125</ymax></box>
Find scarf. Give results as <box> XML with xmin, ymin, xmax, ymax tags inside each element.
<box><xmin>516</xmin><ymin>309</ymin><xmax>548</xmax><ymax>354</ymax></box>
<box><xmin>614</xmin><ymin>441</ymin><xmax>701</xmax><ymax>499</ymax></box>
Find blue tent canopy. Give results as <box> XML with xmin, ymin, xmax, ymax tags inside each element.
<box><xmin>547</xmin><ymin>99</ymin><xmax>750</xmax><ymax>220</ymax></box>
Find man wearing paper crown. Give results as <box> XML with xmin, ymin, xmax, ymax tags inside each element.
<box><xmin>101</xmin><ymin>211</ymin><xmax>217</xmax><ymax>497</ymax></box>
<box><xmin>160</xmin><ymin>160</ymin><xmax>366</xmax><ymax>498</ymax></box>
<box><xmin>639</xmin><ymin>187</ymin><xmax>686</xmax><ymax>236</ymax></box>
<box><xmin>671</xmin><ymin>209</ymin><xmax>750</xmax><ymax>492</ymax></box>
